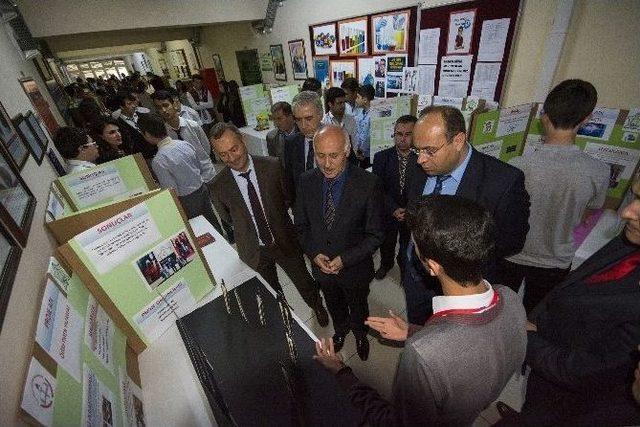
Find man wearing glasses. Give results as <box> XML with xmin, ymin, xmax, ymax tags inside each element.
<box><xmin>403</xmin><ymin>105</ymin><xmax>530</xmax><ymax>324</ymax></box>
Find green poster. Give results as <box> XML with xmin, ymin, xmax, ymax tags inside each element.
<box><xmin>64</xmin><ymin>190</ymin><xmax>215</xmax><ymax>351</ymax></box>
<box><xmin>260</xmin><ymin>52</ymin><xmax>273</xmax><ymax>71</ymax></box>
<box><xmin>55</xmin><ymin>154</ymin><xmax>156</xmax><ymax>213</ymax></box>
<box><xmin>239</xmin><ymin>83</ymin><xmax>272</xmax><ymax>129</ymax></box>
<box><xmin>432</xmin><ymin>95</ymin><xmax>493</xmax><ymax>133</ymax></box>
<box><xmin>469</xmin><ymin>103</ymin><xmax>533</xmax><ymax>162</ymax></box>
<box><xmin>369</xmin><ymin>95</ymin><xmax>413</xmax><ymax>159</ymax></box>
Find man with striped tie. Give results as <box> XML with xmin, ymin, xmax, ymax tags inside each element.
<box><xmin>294</xmin><ymin>125</ymin><xmax>384</xmax><ymax>361</ymax></box>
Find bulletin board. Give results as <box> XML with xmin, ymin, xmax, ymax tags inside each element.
<box><xmin>419</xmin><ymin>0</ymin><xmax>521</xmax><ymax>103</ymax></box>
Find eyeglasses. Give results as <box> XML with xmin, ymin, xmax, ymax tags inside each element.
<box><xmin>410</xmin><ymin>141</ymin><xmax>448</xmax><ymax>157</ymax></box>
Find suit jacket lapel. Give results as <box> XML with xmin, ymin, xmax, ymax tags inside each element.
<box><xmin>455</xmin><ymin>149</ymin><xmax>481</xmax><ymax>199</ymax></box>
<box><xmin>225</xmin><ymin>168</ymin><xmax>254</xmax><ymax>229</ymax></box>
<box><xmin>387</xmin><ymin>150</ymin><xmax>401</xmax><ymax>197</ymax></box>
<box><xmin>332</xmin><ymin>165</ymin><xmax>356</xmax><ymax>226</ymax></box>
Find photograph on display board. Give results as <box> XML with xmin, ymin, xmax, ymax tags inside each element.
<box><xmin>375</xmin><ymin>56</ymin><xmax>386</xmax><ymax>78</ymax></box>
<box><xmin>371</xmin><ymin>9</ymin><xmax>411</xmax><ymax>54</ymax></box>
<box><xmin>329</xmin><ymin>59</ymin><xmax>356</xmax><ymax>88</ymax></box>
<box><xmin>446</xmin><ymin>9</ymin><xmax>477</xmax><ymax>54</ymax></box>
<box><xmin>270</xmin><ymin>44</ymin><xmax>287</xmax><ymax>81</ymax></box>
<box><xmin>134</xmin><ymin>230</ymin><xmax>196</xmax><ymax>290</ymax></box>
<box><xmin>338</xmin><ymin>17</ymin><xmax>368</xmax><ymax>56</ymax></box>
<box><xmin>313</xmin><ymin>57</ymin><xmax>330</xmax><ymax>87</ymax></box>
<box><xmin>311</xmin><ymin>22</ymin><xmax>338</xmax><ymax>56</ymax></box>
<box><xmin>288</xmin><ymin>39</ymin><xmax>309</xmax><ymax>80</ymax></box>
<box><xmin>0</xmin><ymin>101</ymin><xmax>28</xmax><ymax>170</ymax></box>
<box><xmin>357</xmin><ymin>57</ymin><xmax>375</xmax><ymax>87</ymax></box>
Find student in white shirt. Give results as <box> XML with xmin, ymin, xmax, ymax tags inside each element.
<box><xmin>186</xmin><ymin>74</ymin><xmax>222</xmax><ymax>133</ymax></box>
<box><xmin>341</xmin><ymin>77</ymin><xmax>359</xmax><ymax>116</ymax></box>
<box><xmin>321</xmin><ymin>87</ymin><xmax>357</xmax><ymax>147</ymax></box>
<box><xmin>53</xmin><ymin>127</ymin><xmax>99</xmax><ymax>174</ymax></box>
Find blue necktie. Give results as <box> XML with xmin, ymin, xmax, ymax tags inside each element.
<box><xmin>305</xmin><ymin>140</ymin><xmax>314</xmax><ymax>171</ymax></box>
<box><xmin>432</xmin><ymin>174</ymin><xmax>451</xmax><ymax>195</ymax></box>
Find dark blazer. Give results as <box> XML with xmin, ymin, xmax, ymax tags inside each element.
<box><xmin>283</xmin><ymin>132</ymin><xmax>307</xmax><ymax>204</ymax></box>
<box><xmin>267</xmin><ymin>125</ymin><xmax>299</xmax><ymax>166</ymax></box>
<box><xmin>372</xmin><ymin>148</ymin><xmax>417</xmax><ymax>225</ymax></box>
<box><xmin>527</xmin><ymin>235</ymin><xmax>640</xmax><ymax>393</ymax></box>
<box><xmin>406</xmin><ymin>148</ymin><xmax>530</xmax><ymax>260</ymax></box>
<box><xmin>294</xmin><ymin>164</ymin><xmax>385</xmax><ymax>284</ymax></box>
<box><xmin>210</xmin><ymin>156</ymin><xmax>299</xmax><ymax>270</ymax></box>
<box><xmin>116</xmin><ymin>117</ymin><xmax>157</xmax><ymax>159</ymax></box>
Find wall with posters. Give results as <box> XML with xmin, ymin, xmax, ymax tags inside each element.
<box><xmin>0</xmin><ymin>24</ymin><xmax>66</xmax><ymax>427</ymax></box>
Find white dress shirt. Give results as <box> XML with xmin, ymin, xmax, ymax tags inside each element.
<box><xmin>166</xmin><ymin>117</ymin><xmax>215</xmax><ymax>183</ymax></box>
<box><xmin>432</xmin><ymin>281</ymin><xmax>496</xmax><ymax>315</ymax></box>
<box><xmin>66</xmin><ymin>159</ymin><xmax>96</xmax><ymax>174</ymax></box>
<box><xmin>322</xmin><ymin>111</ymin><xmax>357</xmax><ymax>145</ymax></box>
<box><xmin>186</xmin><ymin>91</ymin><xmax>215</xmax><ymax>125</ymax></box>
<box><xmin>151</xmin><ymin>137</ymin><xmax>204</xmax><ymax>196</ymax></box>
<box><xmin>179</xmin><ymin>105</ymin><xmax>202</xmax><ymax>125</ymax></box>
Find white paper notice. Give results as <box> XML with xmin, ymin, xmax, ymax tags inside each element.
<box><xmin>82</xmin><ymin>364</ymin><xmax>116</xmax><ymax>427</ymax></box>
<box><xmin>417</xmin><ymin>65</ymin><xmax>436</xmax><ymax>95</ymax></box>
<box><xmin>21</xmin><ymin>358</ymin><xmax>56</xmax><ymax>427</ymax></box>
<box><xmin>75</xmin><ymin>203</ymin><xmax>161</xmax><ymax>275</ymax></box>
<box><xmin>476</xmin><ymin>140</ymin><xmax>503</xmax><ymax>159</ymax></box>
<box><xmin>85</xmin><ymin>295</ymin><xmax>115</xmax><ymax>373</ymax></box>
<box><xmin>432</xmin><ymin>96</ymin><xmax>464</xmax><ymax>109</ymax></box>
<box><xmin>46</xmin><ymin>190</ymin><xmax>65</xmax><ymax>222</ymax></box>
<box><xmin>577</xmin><ymin>107</ymin><xmax>620</xmax><ymax>141</ymax></box>
<box><xmin>239</xmin><ymin>85</ymin><xmax>258</xmax><ymax>100</ymax></box>
<box><xmin>47</xmin><ymin>256</ymin><xmax>71</xmax><ymax>293</ymax></box>
<box><xmin>471</xmin><ymin>62</ymin><xmax>501</xmax><ymax>100</ymax></box>
<box><xmin>119</xmin><ymin>369</ymin><xmax>145</xmax><ymax>427</ymax></box>
<box><xmin>66</xmin><ymin>166</ymin><xmax>127</xmax><ymax>209</ymax></box>
<box><xmin>133</xmin><ymin>278</ymin><xmax>196</xmax><ymax>342</ymax></box>
<box><xmin>35</xmin><ymin>279</ymin><xmax>83</xmax><ymax>382</ymax></box>
<box><xmin>477</xmin><ymin>18</ymin><xmax>511</xmax><ymax>62</ymax></box>
<box><xmin>583</xmin><ymin>142</ymin><xmax>640</xmax><ymax>184</ymax></box>
<box><xmin>440</xmin><ymin>55</ymin><xmax>473</xmax><ymax>81</ymax></box>
<box><xmin>438</xmin><ymin>80</ymin><xmax>469</xmax><ymax>97</ymax></box>
<box><xmin>495</xmin><ymin>104</ymin><xmax>532</xmax><ymax>137</ymax></box>
<box><xmin>270</xmin><ymin>87</ymin><xmax>294</xmax><ymax>104</ymax></box>
<box><xmin>623</xmin><ymin>108</ymin><xmax>640</xmax><ymax>133</ymax></box>
<box><xmin>401</xmin><ymin>67</ymin><xmax>420</xmax><ymax>94</ymax></box>
<box><xmin>418</xmin><ymin>28</ymin><xmax>440</xmax><ymax>64</ymax></box>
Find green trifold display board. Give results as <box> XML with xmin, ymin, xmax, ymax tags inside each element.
<box><xmin>469</xmin><ymin>103</ymin><xmax>534</xmax><ymax>162</ymax></box>
<box><xmin>239</xmin><ymin>83</ymin><xmax>272</xmax><ymax>128</ymax></box>
<box><xmin>270</xmin><ymin>84</ymin><xmax>299</xmax><ymax>106</ymax></box>
<box><xmin>20</xmin><ymin>268</ymin><xmax>145</xmax><ymax>427</ymax></box>
<box><xmin>430</xmin><ymin>95</ymin><xmax>491</xmax><ymax>133</ymax></box>
<box><xmin>370</xmin><ymin>95</ymin><xmax>416</xmax><ymax>158</ymax></box>
<box><xmin>60</xmin><ymin>189</ymin><xmax>216</xmax><ymax>353</ymax></box>
<box><xmin>53</xmin><ymin>154</ymin><xmax>157</xmax><ymax>214</ymax></box>
<box><xmin>524</xmin><ymin>105</ymin><xmax>640</xmax><ymax>204</ymax></box>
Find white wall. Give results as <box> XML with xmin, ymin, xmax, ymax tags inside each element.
<box><xmin>0</xmin><ymin>25</ymin><xmax>65</xmax><ymax>427</ymax></box>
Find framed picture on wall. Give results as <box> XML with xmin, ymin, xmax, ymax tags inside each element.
<box><xmin>12</xmin><ymin>113</ymin><xmax>46</xmax><ymax>165</ymax></box>
<box><xmin>288</xmin><ymin>39</ymin><xmax>308</xmax><ymax>80</ymax></box>
<box><xmin>0</xmin><ymin>223</ymin><xmax>23</xmax><ymax>334</ymax></box>
<box><xmin>329</xmin><ymin>59</ymin><xmax>357</xmax><ymax>88</ymax></box>
<box><xmin>0</xmin><ymin>102</ymin><xmax>28</xmax><ymax>170</ymax></box>
<box><xmin>338</xmin><ymin>16</ymin><xmax>369</xmax><ymax>56</ymax></box>
<box><xmin>270</xmin><ymin>44</ymin><xmax>287</xmax><ymax>81</ymax></box>
<box><xmin>0</xmin><ymin>142</ymin><xmax>36</xmax><ymax>247</ymax></box>
<box><xmin>446</xmin><ymin>9</ymin><xmax>477</xmax><ymax>54</ymax></box>
<box><xmin>310</xmin><ymin>22</ymin><xmax>338</xmax><ymax>56</ymax></box>
<box><xmin>19</xmin><ymin>77</ymin><xmax>60</xmax><ymax>136</ymax></box>
<box><xmin>371</xmin><ymin>9</ymin><xmax>411</xmax><ymax>54</ymax></box>
<box><xmin>313</xmin><ymin>57</ymin><xmax>330</xmax><ymax>87</ymax></box>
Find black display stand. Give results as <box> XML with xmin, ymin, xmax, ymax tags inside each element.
<box><xmin>178</xmin><ymin>277</ymin><xmax>359</xmax><ymax>426</ymax></box>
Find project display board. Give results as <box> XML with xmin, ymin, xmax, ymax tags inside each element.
<box><xmin>20</xmin><ymin>260</ymin><xmax>145</xmax><ymax>427</ymax></box>
<box><xmin>418</xmin><ymin>0</ymin><xmax>521</xmax><ymax>102</ymax></box>
<box><xmin>369</xmin><ymin>95</ymin><xmax>416</xmax><ymax>158</ymax></box>
<box><xmin>469</xmin><ymin>103</ymin><xmax>533</xmax><ymax>161</ymax></box>
<box><xmin>58</xmin><ymin>189</ymin><xmax>216</xmax><ymax>353</ymax></box>
<box><xmin>239</xmin><ymin>84</ymin><xmax>272</xmax><ymax>129</ymax></box>
<box><xmin>429</xmin><ymin>95</ymin><xmax>490</xmax><ymax>132</ymax></box>
<box><xmin>524</xmin><ymin>105</ymin><xmax>640</xmax><ymax>206</ymax></box>
<box><xmin>270</xmin><ymin>84</ymin><xmax>300</xmax><ymax>106</ymax></box>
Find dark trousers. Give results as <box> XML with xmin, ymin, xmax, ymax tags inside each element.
<box><xmin>255</xmin><ymin>246</ymin><xmax>322</xmax><ymax>309</ymax></box>
<box><xmin>318</xmin><ymin>275</ymin><xmax>370</xmax><ymax>339</ymax></box>
<box><xmin>179</xmin><ymin>184</ymin><xmax>222</xmax><ymax>234</ymax></box>
<box><xmin>496</xmin><ymin>259</ymin><xmax>570</xmax><ymax>313</ymax></box>
<box><xmin>379</xmin><ymin>222</ymin><xmax>410</xmax><ymax>279</ymax></box>
<box><xmin>403</xmin><ymin>250</ymin><xmax>440</xmax><ymax>325</ymax></box>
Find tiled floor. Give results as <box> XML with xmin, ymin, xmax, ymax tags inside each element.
<box><xmin>279</xmin><ymin>250</ymin><xmax>527</xmax><ymax>426</ymax></box>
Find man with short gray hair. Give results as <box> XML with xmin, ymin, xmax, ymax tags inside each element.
<box><xmin>266</xmin><ymin>101</ymin><xmax>298</xmax><ymax>166</ymax></box>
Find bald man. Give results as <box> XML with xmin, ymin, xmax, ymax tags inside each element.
<box><xmin>294</xmin><ymin>125</ymin><xmax>384</xmax><ymax>361</ymax></box>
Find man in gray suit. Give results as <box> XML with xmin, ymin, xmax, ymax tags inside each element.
<box><xmin>266</xmin><ymin>101</ymin><xmax>298</xmax><ymax>166</ymax></box>
<box><xmin>209</xmin><ymin>122</ymin><xmax>328</xmax><ymax>325</ymax></box>
<box><xmin>295</xmin><ymin>125</ymin><xmax>384</xmax><ymax>360</ymax></box>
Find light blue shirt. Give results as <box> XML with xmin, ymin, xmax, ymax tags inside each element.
<box><xmin>354</xmin><ymin>107</ymin><xmax>371</xmax><ymax>158</ymax></box>
<box><xmin>422</xmin><ymin>144</ymin><xmax>473</xmax><ymax>195</ymax></box>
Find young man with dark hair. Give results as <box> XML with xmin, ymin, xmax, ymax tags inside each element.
<box><xmin>112</xmin><ymin>91</ymin><xmax>156</xmax><ymax>159</ymax></box>
<box><xmin>137</xmin><ymin>113</ymin><xmax>218</xmax><ymax>228</ymax></box>
<box><xmin>314</xmin><ymin>194</ymin><xmax>527</xmax><ymax>426</ymax></box>
<box><xmin>498</xmin><ymin>79</ymin><xmax>609</xmax><ymax>312</ymax></box>
<box><xmin>166</xmin><ymin>87</ymin><xmax>201</xmax><ymax>125</ymax></box>
<box><xmin>187</xmin><ymin>74</ymin><xmax>222</xmax><ymax>133</ymax></box>
<box><xmin>372</xmin><ymin>114</ymin><xmax>418</xmax><ymax>281</ymax></box>
<box><xmin>341</xmin><ymin>77</ymin><xmax>359</xmax><ymax>115</ymax></box>
<box><xmin>266</xmin><ymin>101</ymin><xmax>298</xmax><ymax>165</ymax></box>
<box><xmin>54</xmin><ymin>127</ymin><xmax>99</xmax><ymax>174</ymax></box>
<box><xmin>354</xmin><ymin>84</ymin><xmax>375</xmax><ymax>168</ymax></box>
<box><xmin>301</xmin><ymin>77</ymin><xmax>322</xmax><ymax>96</ymax></box>
<box><xmin>321</xmin><ymin>87</ymin><xmax>357</xmax><ymax>147</ymax></box>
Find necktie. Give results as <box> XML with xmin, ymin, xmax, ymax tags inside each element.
<box><xmin>586</xmin><ymin>251</ymin><xmax>640</xmax><ymax>284</ymax></box>
<box><xmin>306</xmin><ymin>139</ymin><xmax>315</xmax><ymax>171</ymax></box>
<box><xmin>432</xmin><ymin>174</ymin><xmax>451</xmax><ymax>195</ymax></box>
<box><xmin>239</xmin><ymin>170</ymin><xmax>273</xmax><ymax>245</ymax></box>
<box><xmin>398</xmin><ymin>153</ymin><xmax>408</xmax><ymax>194</ymax></box>
<box><xmin>324</xmin><ymin>178</ymin><xmax>336</xmax><ymax>230</ymax></box>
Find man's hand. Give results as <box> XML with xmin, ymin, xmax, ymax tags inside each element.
<box><xmin>526</xmin><ymin>321</ymin><xmax>537</xmax><ymax>332</ymax></box>
<box><xmin>314</xmin><ymin>254</ymin><xmax>334</xmax><ymax>274</ymax></box>
<box><xmin>365</xmin><ymin>310</ymin><xmax>409</xmax><ymax>341</ymax></box>
<box><xmin>328</xmin><ymin>256</ymin><xmax>344</xmax><ymax>274</ymax></box>
<box><xmin>313</xmin><ymin>337</ymin><xmax>345</xmax><ymax>374</ymax></box>
<box><xmin>393</xmin><ymin>208</ymin><xmax>406</xmax><ymax>222</ymax></box>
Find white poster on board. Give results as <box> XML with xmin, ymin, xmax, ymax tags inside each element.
<box><xmin>477</xmin><ymin>18</ymin><xmax>511</xmax><ymax>62</ymax></box>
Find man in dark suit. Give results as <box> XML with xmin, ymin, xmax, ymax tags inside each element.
<box><xmin>295</xmin><ymin>125</ymin><xmax>384</xmax><ymax>361</ymax></box>
<box><xmin>266</xmin><ymin>101</ymin><xmax>299</xmax><ymax>167</ymax></box>
<box><xmin>496</xmin><ymin>175</ymin><xmax>640</xmax><ymax>426</ymax></box>
<box><xmin>113</xmin><ymin>91</ymin><xmax>157</xmax><ymax>160</ymax></box>
<box><xmin>404</xmin><ymin>106</ymin><xmax>530</xmax><ymax>324</ymax></box>
<box><xmin>372</xmin><ymin>114</ymin><xmax>417</xmax><ymax>281</ymax></box>
<box><xmin>209</xmin><ymin>122</ymin><xmax>329</xmax><ymax>325</ymax></box>
<box><xmin>284</xmin><ymin>91</ymin><xmax>324</xmax><ymax>204</ymax></box>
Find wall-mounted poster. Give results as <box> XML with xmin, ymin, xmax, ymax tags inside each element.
<box><xmin>313</xmin><ymin>57</ymin><xmax>330</xmax><ymax>87</ymax></box>
<box><xmin>338</xmin><ymin>17</ymin><xmax>368</xmax><ymax>56</ymax></box>
<box><xmin>329</xmin><ymin>59</ymin><xmax>356</xmax><ymax>89</ymax></box>
<box><xmin>311</xmin><ymin>22</ymin><xmax>338</xmax><ymax>56</ymax></box>
<box><xmin>259</xmin><ymin>52</ymin><xmax>273</xmax><ymax>72</ymax></box>
<box><xmin>211</xmin><ymin>53</ymin><xmax>225</xmax><ymax>81</ymax></box>
<box><xmin>0</xmin><ymin>223</ymin><xmax>21</xmax><ymax>333</ymax></box>
<box><xmin>357</xmin><ymin>57</ymin><xmax>376</xmax><ymax>87</ymax></box>
<box><xmin>270</xmin><ymin>44</ymin><xmax>287</xmax><ymax>81</ymax></box>
<box><xmin>12</xmin><ymin>113</ymin><xmax>45</xmax><ymax>165</ymax></box>
<box><xmin>0</xmin><ymin>101</ymin><xmax>28</xmax><ymax>170</ymax></box>
<box><xmin>288</xmin><ymin>39</ymin><xmax>308</xmax><ymax>80</ymax></box>
<box><xmin>19</xmin><ymin>77</ymin><xmax>60</xmax><ymax>136</ymax></box>
<box><xmin>372</xmin><ymin>9</ymin><xmax>411</xmax><ymax>54</ymax></box>
<box><xmin>385</xmin><ymin>53</ymin><xmax>408</xmax><ymax>94</ymax></box>
<box><xmin>446</xmin><ymin>9</ymin><xmax>477</xmax><ymax>54</ymax></box>
<box><xmin>0</xmin><ymin>143</ymin><xmax>36</xmax><ymax>247</ymax></box>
